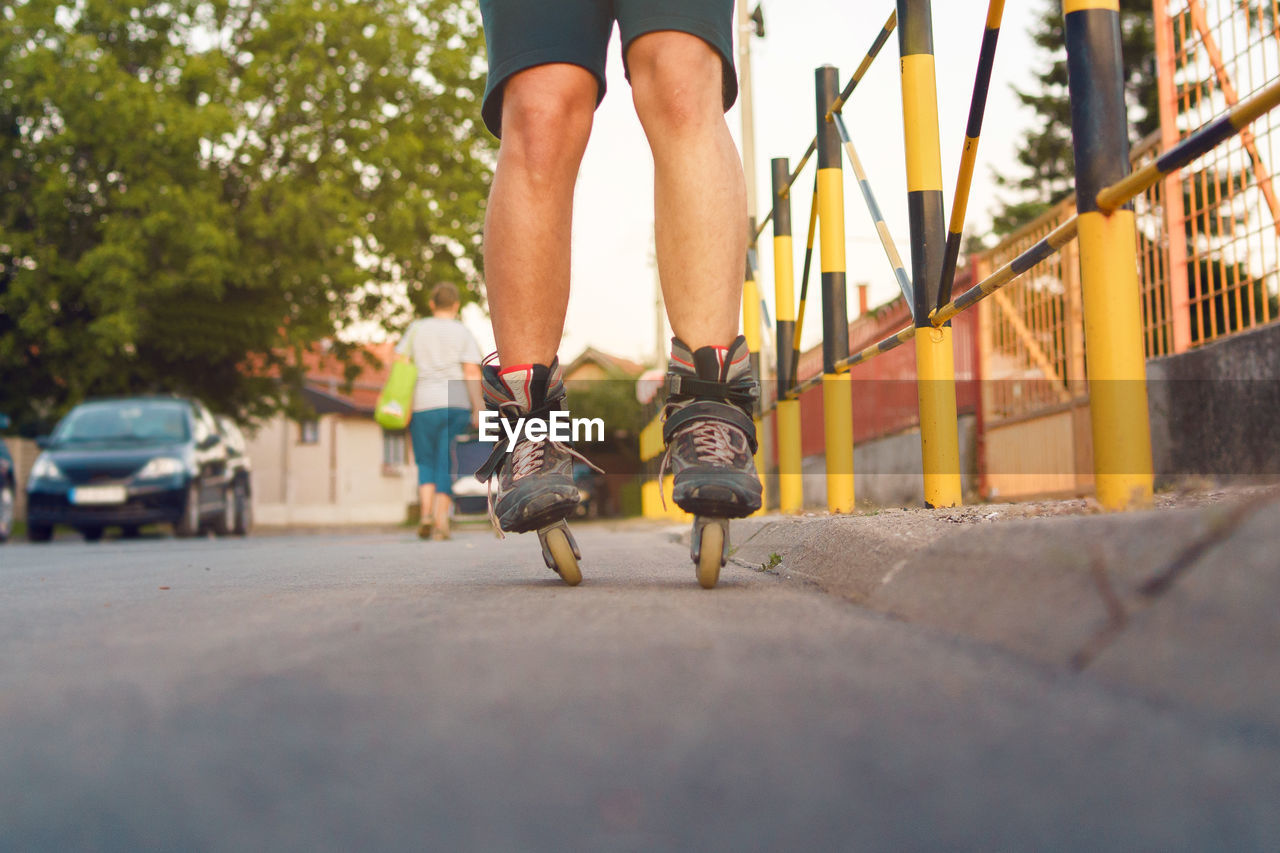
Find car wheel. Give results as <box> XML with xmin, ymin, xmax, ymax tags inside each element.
<box><xmin>81</xmin><ymin>526</ymin><xmax>104</xmax><ymax>543</ymax></box>
<box><xmin>0</xmin><ymin>482</ymin><xmax>13</xmax><ymax>542</ymax></box>
<box><xmin>28</xmin><ymin>524</ymin><xmax>53</xmax><ymax>543</ymax></box>
<box><xmin>213</xmin><ymin>485</ymin><xmax>235</xmax><ymax>536</ymax></box>
<box><xmin>175</xmin><ymin>483</ymin><xmax>201</xmax><ymax>538</ymax></box>
<box><xmin>233</xmin><ymin>481</ymin><xmax>252</xmax><ymax>536</ymax></box>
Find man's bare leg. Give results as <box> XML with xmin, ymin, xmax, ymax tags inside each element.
<box><xmin>483</xmin><ymin>64</ymin><xmax>597</xmax><ymax>366</ymax></box>
<box><xmin>628</xmin><ymin>32</ymin><xmax>747</xmax><ymax>351</ymax></box>
<box><xmin>630</xmin><ymin>33</ymin><xmax>760</xmax><ymax>585</ymax></box>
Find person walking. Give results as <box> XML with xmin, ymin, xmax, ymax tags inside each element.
<box><xmin>473</xmin><ymin>0</ymin><xmax>762</xmax><ymax>585</ymax></box>
<box><xmin>397</xmin><ymin>282</ymin><xmax>484</xmax><ymax>541</ymax></box>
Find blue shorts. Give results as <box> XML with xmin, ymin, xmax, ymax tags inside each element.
<box><xmin>408</xmin><ymin>408</ymin><xmax>472</xmax><ymax>493</ymax></box>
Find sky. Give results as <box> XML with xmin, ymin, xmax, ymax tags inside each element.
<box><xmin>460</xmin><ymin>1</ymin><xmax>1048</xmax><ymax>365</ymax></box>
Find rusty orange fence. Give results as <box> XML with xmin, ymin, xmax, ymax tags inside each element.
<box><xmin>978</xmin><ymin>0</ymin><xmax>1280</xmax><ymax>499</ymax></box>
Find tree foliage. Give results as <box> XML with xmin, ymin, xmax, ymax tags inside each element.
<box><xmin>989</xmin><ymin>0</ymin><xmax>1158</xmax><ymax>237</ymax></box>
<box><xmin>0</xmin><ymin>0</ymin><xmax>493</xmax><ymax>430</ymax></box>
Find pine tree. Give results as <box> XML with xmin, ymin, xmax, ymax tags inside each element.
<box><xmin>989</xmin><ymin>0</ymin><xmax>1159</xmax><ymax>237</ymax></box>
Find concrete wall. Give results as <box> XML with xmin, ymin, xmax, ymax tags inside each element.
<box><xmin>6</xmin><ymin>437</ymin><xmax>38</xmax><ymax>523</ymax></box>
<box><xmin>1147</xmin><ymin>322</ymin><xmax>1280</xmax><ymax>485</ymax></box>
<box><xmin>800</xmin><ymin>414</ymin><xmax>979</xmax><ymax>509</ymax></box>
<box><xmin>247</xmin><ymin>414</ymin><xmax>416</xmax><ymax>526</ymax></box>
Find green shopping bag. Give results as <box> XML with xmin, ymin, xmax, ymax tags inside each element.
<box><xmin>375</xmin><ymin>346</ymin><xmax>418</xmax><ymax>431</ymax></box>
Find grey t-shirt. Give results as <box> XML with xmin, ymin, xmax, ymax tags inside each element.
<box><xmin>395</xmin><ymin>317</ymin><xmax>484</xmax><ymax>412</ymax></box>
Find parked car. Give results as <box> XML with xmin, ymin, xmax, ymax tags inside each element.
<box><xmin>25</xmin><ymin>396</ymin><xmax>235</xmax><ymax>542</ymax></box>
<box><xmin>0</xmin><ymin>413</ymin><xmax>14</xmax><ymax>543</ymax></box>
<box><xmin>572</xmin><ymin>462</ymin><xmax>605</xmax><ymax>519</ymax></box>
<box><xmin>448</xmin><ymin>437</ymin><xmax>604</xmax><ymax>520</ymax></box>
<box><xmin>215</xmin><ymin>415</ymin><xmax>253</xmax><ymax>536</ymax></box>
<box><xmin>450</xmin><ymin>434</ymin><xmax>490</xmax><ymax>517</ymax></box>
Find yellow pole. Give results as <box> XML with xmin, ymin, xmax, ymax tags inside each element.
<box><xmin>815</xmin><ymin>65</ymin><xmax>855</xmax><ymax>513</ymax></box>
<box><xmin>898</xmin><ymin>0</ymin><xmax>962</xmax><ymax>508</ymax></box>
<box><xmin>741</xmin><ymin>258</ymin><xmax>768</xmax><ymax>515</ymax></box>
<box><xmin>771</xmin><ymin>157</ymin><xmax>804</xmax><ymax>514</ymax></box>
<box><xmin>1064</xmin><ymin>0</ymin><xmax>1154</xmax><ymax>508</ymax></box>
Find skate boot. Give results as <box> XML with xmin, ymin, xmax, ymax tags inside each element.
<box><xmin>475</xmin><ymin>357</ymin><xmax>599</xmax><ymax>585</ymax></box>
<box><xmin>660</xmin><ymin>335</ymin><xmax>762</xmax><ymax>588</ymax></box>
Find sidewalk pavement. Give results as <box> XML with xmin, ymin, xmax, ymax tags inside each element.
<box><xmin>717</xmin><ymin>486</ymin><xmax>1280</xmax><ymax>731</ymax></box>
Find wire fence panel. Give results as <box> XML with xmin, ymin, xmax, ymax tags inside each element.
<box><xmin>1167</xmin><ymin>0</ymin><xmax>1280</xmax><ymax>346</ymax></box>
<box><xmin>981</xmin><ymin>205</ymin><xmax>1083</xmax><ymax>425</ymax></box>
<box><xmin>983</xmin><ymin>1</ymin><xmax>1279</xmax><ymax>427</ymax></box>
<box><xmin>1133</xmin><ymin>136</ymin><xmax>1179</xmax><ymax>359</ymax></box>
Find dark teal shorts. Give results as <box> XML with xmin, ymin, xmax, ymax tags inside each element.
<box><xmin>409</xmin><ymin>407</ymin><xmax>471</xmax><ymax>492</ymax></box>
<box><xmin>478</xmin><ymin>0</ymin><xmax>737</xmax><ymax>138</ymax></box>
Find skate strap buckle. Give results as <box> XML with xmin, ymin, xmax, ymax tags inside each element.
<box><xmin>665</xmin><ymin>374</ymin><xmax>760</xmax><ymax>407</ymax></box>
<box><xmin>662</xmin><ymin>401</ymin><xmax>758</xmax><ymax>454</ymax></box>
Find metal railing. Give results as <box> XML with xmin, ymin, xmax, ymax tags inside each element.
<box><xmin>641</xmin><ymin>0</ymin><xmax>1280</xmax><ymax>517</ymax></box>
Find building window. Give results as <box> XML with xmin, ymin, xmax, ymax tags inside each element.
<box><xmin>382</xmin><ymin>430</ymin><xmax>406</xmax><ymax>467</ymax></box>
<box><xmin>299</xmin><ymin>419</ymin><xmax>320</xmax><ymax>444</ymax></box>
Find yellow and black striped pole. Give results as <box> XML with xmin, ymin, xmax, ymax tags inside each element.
<box><xmin>815</xmin><ymin>65</ymin><xmax>855</xmax><ymax>513</ymax></box>
<box><xmin>1064</xmin><ymin>0</ymin><xmax>1153</xmax><ymax>509</ymax></box>
<box><xmin>938</xmin><ymin>0</ymin><xmax>1005</xmax><ymax>305</ymax></box>
<box><xmin>898</xmin><ymin>0</ymin><xmax>962</xmax><ymax>508</ymax></box>
<box><xmin>741</xmin><ymin>240</ymin><xmax>767</xmax><ymax>515</ymax></box>
<box><xmin>789</xmin><ymin>178</ymin><xmax>818</xmax><ymax>391</ymax></box>
<box><xmin>752</xmin><ymin>9</ymin><xmax>899</xmax><ymax>247</ymax></box>
<box><xmin>772</xmin><ymin>158</ymin><xmax>803</xmax><ymax>514</ymax></box>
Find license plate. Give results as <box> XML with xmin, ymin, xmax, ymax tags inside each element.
<box><xmin>71</xmin><ymin>485</ymin><xmax>127</xmax><ymax>505</ymax></box>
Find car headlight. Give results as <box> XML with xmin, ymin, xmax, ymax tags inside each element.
<box><xmin>30</xmin><ymin>454</ymin><xmax>64</xmax><ymax>480</ymax></box>
<box><xmin>135</xmin><ymin>457</ymin><xmax>186</xmax><ymax>480</ymax></box>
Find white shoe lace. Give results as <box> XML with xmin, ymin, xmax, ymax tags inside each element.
<box><xmin>510</xmin><ymin>440</ymin><xmax>546</xmax><ymax>480</ymax></box>
<box><xmin>657</xmin><ymin>419</ymin><xmax>751</xmax><ymax>510</ymax></box>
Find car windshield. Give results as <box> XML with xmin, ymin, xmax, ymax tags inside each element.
<box><xmin>54</xmin><ymin>401</ymin><xmax>190</xmax><ymax>444</ymax></box>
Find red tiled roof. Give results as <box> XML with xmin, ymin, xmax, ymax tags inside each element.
<box><xmin>299</xmin><ymin>342</ymin><xmax>395</xmax><ymax>415</ymax></box>
<box><xmin>564</xmin><ymin>346</ymin><xmax>647</xmax><ymax>378</ymax></box>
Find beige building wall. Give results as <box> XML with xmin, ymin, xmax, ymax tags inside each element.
<box><xmin>247</xmin><ymin>413</ymin><xmax>416</xmax><ymax>526</ymax></box>
<box><xmin>8</xmin><ymin>437</ymin><xmax>39</xmax><ymax>523</ymax></box>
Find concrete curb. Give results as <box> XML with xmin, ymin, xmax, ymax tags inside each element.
<box><xmin>726</xmin><ymin>491</ymin><xmax>1280</xmax><ymax>729</ymax></box>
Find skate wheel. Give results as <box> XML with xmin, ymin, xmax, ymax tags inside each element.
<box><xmin>544</xmin><ymin>526</ymin><xmax>582</xmax><ymax>586</ymax></box>
<box><xmin>695</xmin><ymin>521</ymin><xmax>725</xmax><ymax>589</ymax></box>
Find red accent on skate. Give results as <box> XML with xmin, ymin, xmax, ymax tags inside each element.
<box><xmin>670</xmin><ymin>354</ymin><xmax>695</xmax><ymax>369</ymax></box>
<box><xmin>496</xmin><ymin>363</ymin><xmax>534</xmax><ymax>401</ymax></box>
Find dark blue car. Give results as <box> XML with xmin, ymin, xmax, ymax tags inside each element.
<box><xmin>25</xmin><ymin>396</ymin><xmax>235</xmax><ymax>542</ymax></box>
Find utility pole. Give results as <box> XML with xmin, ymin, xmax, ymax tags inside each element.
<box><xmin>653</xmin><ymin>235</ymin><xmax>666</xmax><ymax>370</ymax></box>
<box><xmin>737</xmin><ymin>1</ymin><xmax>774</xmax><ymax>508</ymax></box>
<box><xmin>737</xmin><ymin>0</ymin><xmax>760</xmax><ymax>225</ymax></box>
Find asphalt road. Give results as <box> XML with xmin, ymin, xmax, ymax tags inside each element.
<box><xmin>1</xmin><ymin>523</ymin><xmax>1277</xmax><ymax>851</ymax></box>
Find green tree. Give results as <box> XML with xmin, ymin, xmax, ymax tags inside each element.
<box><xmin>989</xmin><ymin>0</ymin><xmax>1158</xmax><ymax>237</ymax></box>
<box><xmin>0</xmin><ymin>0</ymin><xmax>494</xmax><ymax>431</ymax></box>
